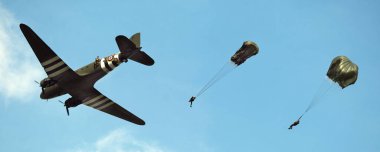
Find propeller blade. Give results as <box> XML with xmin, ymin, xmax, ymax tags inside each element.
<box><xmin>34</xmin><ymin>80</ymin><xmax>39</xmax><ymax>84</ymax></box>
<box><xmin>66</xmin><ymin>106</ymin><xmax>69</xmax><ymax>116</ymax></box>
<box><xmin>58</xmin><ymin>100</ymin><xmax>64</xmax><ymax>104</ymax></box>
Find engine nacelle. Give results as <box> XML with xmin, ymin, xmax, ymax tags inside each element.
<box><xmin>40</xmin><ymin>78</ymin><xmax>57</xmax><ymax>88</ymax></box>
<box><xmin>64</xmin><ymin>97</ymin><xmax>82</xmax><ymax>108</ymax></box>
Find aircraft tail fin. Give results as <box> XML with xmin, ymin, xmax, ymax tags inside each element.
<box><xmin>115</xmin><ymin>34</ymin><xmax>154</xmax><ymax>66</ymax></box>
<box><xmin>130</xmin><ymin>33</ymin><xmax>140</xmax><ymax>48</ymax></box>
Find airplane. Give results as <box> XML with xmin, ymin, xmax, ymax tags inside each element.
<box><xmin>19</xmin><ymin>23</ymin><xmax>154</xmax><ymax>125</ymax></box>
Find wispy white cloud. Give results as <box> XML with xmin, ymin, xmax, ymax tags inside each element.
<box><xmin>69</xmin><ymin>128</ymin><xmax>168</xmax><ymax>152</ymax></box>
<box><xmin>0</xmin><ymin>3</ymin><xmax>44</xmax><ymax>102</ymax></box>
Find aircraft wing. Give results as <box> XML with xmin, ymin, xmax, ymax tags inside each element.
<box><xmin>80</xmin><ymin>88</ymin><xmax>145</xmax><ymax>125</ymax></box>
<box><xmin>20</xmin><ymin>24</ymin><xmax>80</xmax><ymax>81</ymax></box>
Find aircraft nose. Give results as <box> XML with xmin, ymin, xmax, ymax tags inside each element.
<box><xmin>40</xmin><ymin>92</ymin><xmax>48</xmax><ymax>99</ymax></box>
<box><xmin>243</xmin><ymin>41</ymin><xmax>254</xmax><ymax>45</ymax></box>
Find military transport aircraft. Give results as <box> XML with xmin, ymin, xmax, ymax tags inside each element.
<box><xmin>20</xmin><ymin>24</ymin><xmax>154</xmax><ymax>125</ymax></box>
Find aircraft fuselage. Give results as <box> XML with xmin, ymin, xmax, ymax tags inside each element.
<box><xmin>40</xmin><ymin>53</ymin><xmax>123</xmax><ymax>99</ymax></box>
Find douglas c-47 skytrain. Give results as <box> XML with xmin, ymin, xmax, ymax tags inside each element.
<box><xmin>20</xmin><ymin>23</ymin><xmax>154</xmax><ymax>125</ymax></box>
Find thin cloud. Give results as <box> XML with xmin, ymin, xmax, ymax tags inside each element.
<box><xmin>69</xmin><ymin>128</ymin><xmax>167</xmax><ymax>152</ymax></box>
<box><xmin>0</xmin><ymin>4</ymin><xmax>44</xmax><ymax>103</ymax></box>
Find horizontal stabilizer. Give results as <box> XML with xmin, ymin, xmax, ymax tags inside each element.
<box><xmin>130</xmin><ymin>51</ymin><xmax>154</xmax><ymax>66</ymax></box>
<box><xmin>116</xmin><ymin>35</ymin><xmax>137</xmax><ymax>53</ymax></box>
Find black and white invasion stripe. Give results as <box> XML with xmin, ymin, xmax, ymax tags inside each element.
<box><xmin>42</xmin><ymin>56</ymin><xmax>69</xmax><ymax>77</ymax></box>
<box><xmin>82</xmin><ymin>94</ymin><xmax>115</xmax><ymax>110</ymax></box>
<box><xmin>100</xmin><ymin>54</ymin><xmax>121</xmax><ymax>73</ymax></box>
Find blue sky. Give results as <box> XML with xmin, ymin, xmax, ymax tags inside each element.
<box><xmin>0</xmin><ymin>0</ymin><xmax>379</xmax><ymax>151</ymax></box>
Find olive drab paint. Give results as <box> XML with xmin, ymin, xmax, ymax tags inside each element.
<box><xmin>327</xmin><ymin>56</ymin><xmax>359</xmax><ymax>89</ymax></box>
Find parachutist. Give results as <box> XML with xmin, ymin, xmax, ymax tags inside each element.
<box><xmin>288</xmin><ymin>120</ymin><xmax>300</xmax><ymax>130</ymax></box>
<box><xmin>189</xmin><ymin>96</ymin><xmax>196</xmax><ymax>107</ymax></box>
<box><xmin>289</xmin><ymin>116</ymin><xmax>302</xmax><ymax>130</ymax></box>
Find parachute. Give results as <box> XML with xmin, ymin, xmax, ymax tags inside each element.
<box><xmin>188</xmin><ymin>41</ymin><xmax>259</xmax><ymax>107</ymax></box>
<box><xmin>231</xmin><ymin>41</ymin><xmax>259</xmax><ymax>65</ymax></box>
<box><xmin>327</xmin><ymin>56</ymin><xmax>359</xmax><ymax>89</ymax></box>
<box><xmin>290</xmin><ymin>56</ymin><xmax>359</xmax><ymax>129</ymax></box>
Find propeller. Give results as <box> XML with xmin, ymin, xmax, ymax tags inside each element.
<box><xmin>34</xmin><ymin>80</ymin><xmax>45</xmax><ymax>94</ymax></box>
<box><xmin>58</xmin><ymin>100</ymin><xmax>69</xmax><ymax>116</ymax></box>
<box><xmin>66</xmin><ymin>106</ymin><xmax>69</xmax><ymax>116</ymax></box>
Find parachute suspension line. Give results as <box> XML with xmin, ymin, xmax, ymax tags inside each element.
<box><xmin>195</xmin><ymin>61</ymin><xmax>238</xmax><ymax>97</ymax></box>
<box><xmin>303</xmin><ymin>77</ymin><xmax>335</xmax><ymax>114</ymax></box>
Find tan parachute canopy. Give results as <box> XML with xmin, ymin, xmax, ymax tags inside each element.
<box><xmin>230</xmin><ymin>41</ymin><xmax>259</xmax><ymax>65</ymax></box>
<box><xmin>327</xmin><ymin>56</ymin><xmax>359</xmax><ymax>89</ymax></box>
